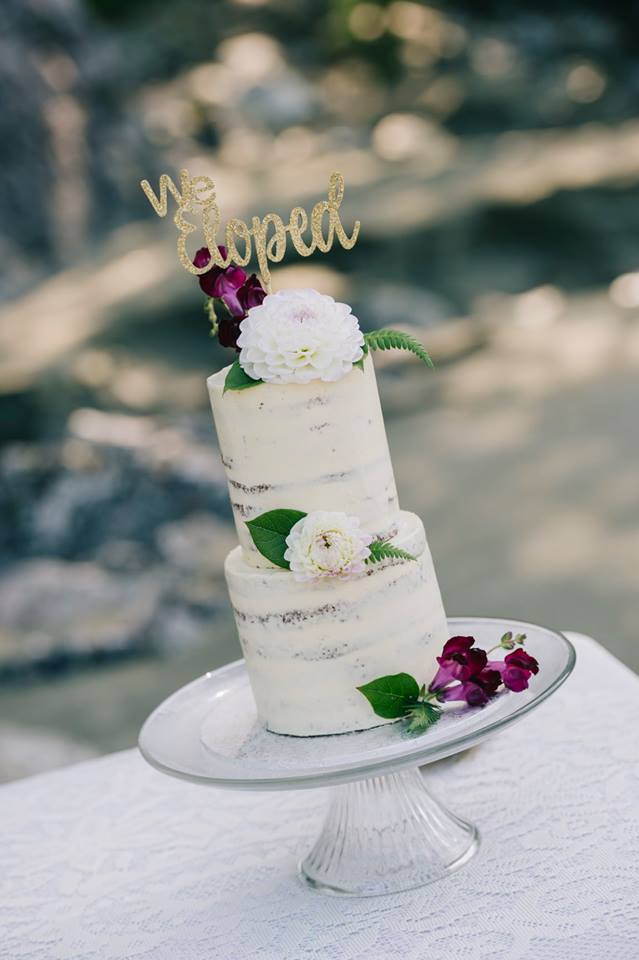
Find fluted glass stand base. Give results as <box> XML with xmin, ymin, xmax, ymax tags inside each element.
<box><xmin>300</xmin><ymin>766</ymin><xmax>479</xmax><ymax>897</ymax></box>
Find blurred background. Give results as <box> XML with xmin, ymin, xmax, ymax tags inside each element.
<box><xmin>1</xmin><ymin>0</ymin><xmax>638</xmax><ymax>782</ymax></box>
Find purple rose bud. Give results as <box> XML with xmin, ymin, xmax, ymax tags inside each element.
<box><xmin>487</xmin><ymin>648</ymin><xmax>539</xmax><ymax>693</ymax></box>
<box><xmin>217</xmin><ymin>314</ymin><xmax>244</xmax><ymax>351</ymax></box>
<box><xmin>439</xmin><ymin>668</ymin><xmax>501</xmax><ymax>706</ymax></box>
<box><xmin>429</xmin><ymin>637</ymin><xmax>488</xmax><ymax>692</ymax></box>
<box><xmin>193</xmin><ymin>251</ymin><xmax>267</xmax><ymax>350</ymax></box>
<box><xmin>213</xmin><ymin>268</ymin><xmax>249</xmax><ymax>317</ymax></box>
<box><xmin>193</xmin><ymin>247</ymin><xmax>213</xmax><ymax>270</ymax></box>
<box><xmin>441</xmin><ymin>636</ymin><xmax>476</xmax><ymax>658</ymax></box>
<box><xmin>193</xmin><ymin>246</ymin><xmax>247</xmax><ymax>303</ymax></box>
<box><xmin>502</xmin><ymin>649</ymin><xmax>539</xmax><ymax>691</ymax></box>
<box><xmin>237</xmin><ymin>273</ymin><xmax>267</xmax><ymax>313</ymax></box>
<box><xmin>500</xmin><ymin>666</ymin><xmax>530</xmax><ymax>692</ymax></box>
<box><xmin>504</xmin><ymin>649</ymin><xmax>539</xmax><ymax>673</ymax></box>
<box><xmin>216</xmin><ymin>275</ymin><xmax>267</xmax><ymax>348</ymax></box>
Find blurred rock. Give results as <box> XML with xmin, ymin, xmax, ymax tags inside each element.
<box><xmin>155</xmin><ymin>513</ymin><xmax>234</xmax><ymax>621</ymax></box>
<box><xmin>241</xmin><ymin>73</ymin><xmax>318</xmax><ymax>130</ymax></box>
<box><xmin>0</xmin><ymin>411</ymin><xmax>236</xmax><ymax>675</ymax></box>
<box><xmin>0</xmin><ymin>0</ymin><xmax>157</xmax><ymax>298</ymax></box>
<box><xmin>95</xmin><ymin>538</ymin><xmax>154</xmax><ymax>572</ymax></box>
<box><xmin>0</xmin><ymin>412</ymin><xmax>228</xmax><ymax>561</ymax></box>
<box><xmin>151</xmin><ymin>607</ymin><xmax>210</xmax><ymax>655</ymax></box>
<box><xmin>358</xmin><ymin>282</ymin><xmax>454</xmax><ymax>330</ymax></box>
<box><xmin>0</xmin><ymin>559</ymin><xmax>162</xmax><ymax>674</ymax></box>
<box><xmin>156</xmin><ymin>512</ymin><xmax>236</xmax><ymax>574</ymax></box>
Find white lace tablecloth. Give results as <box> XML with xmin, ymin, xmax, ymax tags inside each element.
<box><xmin>2</xmin><ymin>633</ymin><xmax>638</xmax><ymax>960</ymax></box>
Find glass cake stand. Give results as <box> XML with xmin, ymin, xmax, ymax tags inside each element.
<box><xmin>139</xmin><ymin>616</ymin><xmax>575</xmax><ymax>897</ymax></box>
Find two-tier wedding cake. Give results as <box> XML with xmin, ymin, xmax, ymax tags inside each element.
<box><xmin>138</xmin><ymin>170</ymin><xmax>539</xmax><ymax>740</ymax></box>
<box><xmin>206</xmin><ymin>287</ymin><xmax>448</xmax><ymax>736</ymax></box>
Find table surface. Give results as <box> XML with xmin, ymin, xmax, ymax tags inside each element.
<box><xmin>2</xmin><ymin>632</ymin><xmax>638</xmax><ymax>960</ymax></box>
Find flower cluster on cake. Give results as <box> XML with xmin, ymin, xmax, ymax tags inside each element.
<box><xmin>141</xmin><ymin>169</ymin><xmax>540</xmax><ymax>738</ymax></box>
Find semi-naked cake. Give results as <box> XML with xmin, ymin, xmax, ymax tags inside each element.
<box><xmin>207</xmin><ymin>293</ymin><xmax>449</xmax><ymax>736</ymax></box>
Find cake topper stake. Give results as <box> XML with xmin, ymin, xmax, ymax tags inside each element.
<box><xmin>140</xmin><ymin>170</ymin><xmax>360</xmax><ymax>290</ymax></box>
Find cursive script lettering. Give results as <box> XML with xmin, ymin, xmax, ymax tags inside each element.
<box><xmin>140</xmin><ymin>170</ymin><xmax>360</xmax><ymax>288</ymax></box>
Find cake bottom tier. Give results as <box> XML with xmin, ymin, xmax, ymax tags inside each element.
<box><xmin>224</xmin><ymin>511</ymin><xmax>448</xmax><ymax>736</ymax></box>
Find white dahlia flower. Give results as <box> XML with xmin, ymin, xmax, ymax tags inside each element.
<box><xmin>284</xmin><ymin>511</ymin><xmax>372</xmax><ymax>582</ymax></box>
<box><xmin>236</xmin><ymin>288</ymin><xmax>364</xmax><ymax>384</ymax></box>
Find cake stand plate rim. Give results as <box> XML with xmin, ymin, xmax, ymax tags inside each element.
<box><xmin>138</xmin><ymin>616</ymin><xmax>575</xmax><ymax>791</ymax></box>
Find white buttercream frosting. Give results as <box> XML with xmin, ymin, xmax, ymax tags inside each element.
<box><xmin>224</xmin><ymin>511</ymin><xmax>448</xmax><ymax>736</ymax></box>
<box><xmin>237</xmin><ymin>289</ymin><xmax>364</xmax><ymax>384</ymax></box>
<box><xmin>207</xmin><ymin>354</ymin><xmax>400</xmax><ymax>567</ymax></box>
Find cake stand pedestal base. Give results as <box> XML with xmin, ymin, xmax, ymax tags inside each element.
<box><xmin>299</xmin><ymin>766</ymin><xmax>479</xmax><ymax>897</ymax></box>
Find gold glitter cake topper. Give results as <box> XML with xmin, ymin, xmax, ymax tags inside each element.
<box><xmin>140</xmin><ymin>170</ymin><xmax>360</xmax><ymax>289</ymax></box>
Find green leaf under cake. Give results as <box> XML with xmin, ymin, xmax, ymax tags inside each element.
<box><xmin>246</xmin><ymin>508</ymin><xmax>307</xmax><ymax>568</ymax></box>
<box><xmin>356</xmin><ymin>672</ymin><xmax>420</xmax><ymax>719</ymax></box>
<box><xmin>223</xmin><ymin>360</ymin><xmax>263</xmax><ymax>394</ymax></box>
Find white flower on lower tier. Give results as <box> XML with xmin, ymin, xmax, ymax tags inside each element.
<box><xmin>237</xmin><ymin>288</ymin><xmax>364</xmax><ymax>384</ymax></box>
<box><xmin>284</xmin><ymin>511</ymin><xmax>372</xmax><ymax>581</ymax></box>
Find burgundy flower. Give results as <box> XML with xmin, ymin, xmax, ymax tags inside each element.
<box><xmin>195</xmin><ymin>249</ymin><xmax>267</xmax><ymax>350</ymax></box>
<box><xmin>193</xmin><ymin>247</ymin><xmax>215</xmax><ymax>270</ymax></box>
<box><xmin>488</xmin><ymin>649</ymin><xmax>539</xmax><ymax>693</ymax></box>
<box><xmin>194</xmin><ymin>246</ymin><xmax>247</xmax><ymax>315</ymax></box>
<box><xmin>217</xmin><ymin>314</ymin><xmax>243</xmax><ymax>351</ymax></box>
<box><xmin>442</xmin><ymin>636</ymin><xmax>476</xmax><ymax>658</ymax></box>
<box><xmin>219</xmin><ymin>273</ymin><xmax>267</xmax><ymax>349</ymax></box>
<box><xmin>237</xmin><ymin>273</ymin><xmax>266</xmax><ymax>313</ymax></box>
<box><xmin>429</xmin><ymin>636</ymin><xmax>488</xmax><ymax>692</ymax></box>
<box><xmin>219</xmin><ymin>275</ymin><xmax>267</xmax><ymax>350</ymax></box>
<box><xmin>439</xmin><ymin>668</ymin><xmax>502</xmax><ymax>706</ymax></box>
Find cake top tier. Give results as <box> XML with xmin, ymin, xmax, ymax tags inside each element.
<box><xmin>207</xmin><ymin>352</ymin><xmax>400</xmax><ymax>568</ymax></box>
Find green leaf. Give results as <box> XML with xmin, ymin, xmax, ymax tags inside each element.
<box><xmin>246</xmin><ymin>508</ymin><xmax>307</xmax><ymax>568</ymax></box>
<box><xmin>353</xmin><ymin>355</ymin><xmax>366</xmax><ymax>372</ymax></box>
<box><xmin>223</xmin><ymin>360</ymin><xmax>263</xmax><ymax>394</ymax></box>
<box><xmin>405</xmin><ymin>701</ymin><xmax>441</xmax><ymax>734</ymax></box>
<box><xmin>363</xmin><ymin>329</ymin><xmax>434</xmax><ymax>368</ymax></box>
<box><xmin>357</xmin><ymin>672</ymin><xmax>420</xmax><ymax>719</ymax></box>
<box><xmin>366</xmin><ymin>540</ymin><xmax>417</xmax><ymax>564</ymax></box>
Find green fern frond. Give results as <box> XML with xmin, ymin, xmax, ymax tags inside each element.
<box><xmin>366</xmin><ymin>540</ymin><xmax>417</xmax><ymax>564</ymax></box>
<box><xmin>405</xmin><ymin>701</ymin><xmax>441</xmax><ymax>734</ymax></box>
<box><xmin>363</xmin><ymin>329</ymin><xmax>433</xmax><ymax>368</ymax></box>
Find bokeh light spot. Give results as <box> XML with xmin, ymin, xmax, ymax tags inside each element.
<box><xmin>372</xmin><ymin>112</ymin><xmax>456</xmax><ymax>167</ymax></box>
<box><xmin>216</xmin><ymin>33</ymin><xmax>285</xmax><ymax>83</ymax></box>
<box><xmin>471</xmin><ymin>37</ymin><xmax>516</xmax><ymax>78</ymax></box>
<box><xmin>609</xmin><ymin>272</ymin><xmax>639</xmax><ymax>308</ymax></box>
<box><xmin>349</xmin><ymin>3</ymin><xmax>386</xmax><ymax>42</ymax></box>
<box><xmin>566</xmin><ymin>63</ymin><xmax>606</xmax><ymax>103</ymax></box>
<box><xmin>387</xmin><ymin>2</ymin><xmax>437</xmax><ymax>41</ymax></box>
<box><xmin>513</xmin><ymin>285</ymin><xmax>566</xmax><ymax>327</ymax></box>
